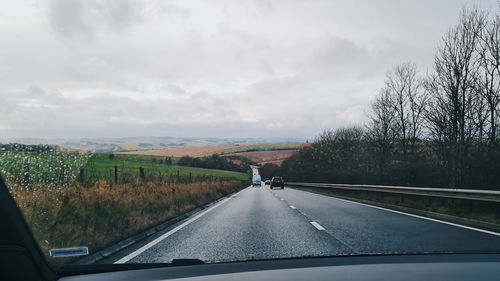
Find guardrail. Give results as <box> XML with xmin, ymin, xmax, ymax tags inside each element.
<box><xmin>287</xmin><ymin>182</ymin><xmax>500</xmax><ymax>203</ymax></box>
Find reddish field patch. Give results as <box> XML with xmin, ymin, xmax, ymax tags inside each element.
<box><xmin>223</xmin><ymin>150</ymin><xmax>298</xmax><ymax>166</ymax></box>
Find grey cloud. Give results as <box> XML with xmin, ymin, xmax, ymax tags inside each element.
<box><xmin>99</xmin><ymin>0</ymin><xmax>145</xmax><ymax>30</ymax></box>
<box><xmin>297</xmin><ymin>35</ymin><xmax>417</xmax><ymax>82</ymax></box>
<box><xmin>302</xmin><ymin>36</ymin><xmax>367</xmax><ymax>79</ymax></box>
<box><xmin>2</xmin><ymin>0</ymin><xmax>496</xmax><ymax>139</ymax></box>
<box><xmin>47</xmin><ymin>0</ymin><xmax>96</xmax><ymax>38</ymax></box>
<box><xmin>24</xmin><ymin>86</ymin><xmax>46</xmax><ymax>97</ymax></box>
<box><xmin>0</xmin><ymin>85</ymin><xmax>244</xmax><ymax>138</ymax></box>
<box><xmin>155</xmin><ymin>84</ymin><xmax>187</xmax><ymax>95</ymax></box>
<box><xmin>46</xmin><ymin>0</ymin><xmax>159</xmax><ymax>38</ymax></box>
<box><xmin>152</xmin><ymin>2</ymin><xmax>190</xmax><ymax>21</ymax></box>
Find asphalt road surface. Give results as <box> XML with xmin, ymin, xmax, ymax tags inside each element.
<box><xmin>104</xmin><ymin>185</ymin><xmax>500</xmax><ymax>264</ymax></box>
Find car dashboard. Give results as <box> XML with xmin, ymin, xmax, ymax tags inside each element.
<box><xmin>58</xmin><ymin>254</ymin><xmax>500</xmax><ymax>281</ymax></box>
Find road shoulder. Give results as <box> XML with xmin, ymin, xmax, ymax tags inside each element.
<box><xmin>289</xmin><ymin>186</ymin><xmax>500</xmax><ymax>234</ymax></box>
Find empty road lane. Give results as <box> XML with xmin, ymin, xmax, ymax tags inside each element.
<box><xmin>105</xmin><ymin>185</ymin><xmax>500</xmax><ymax>264</ymax></box>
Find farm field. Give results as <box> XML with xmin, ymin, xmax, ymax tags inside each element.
<box><xmin>107</xmin><ymin>142</ymin><xmax>143</xmax><ymax>151</ymax></box>
<box><xmin>0</xmin><ymin>151</ymin><xmax>249</xmax><ymax>187</ymax></box>
<box><xmin>0</xmin><ymin>150</ymin><xmax>92</xmax><ymax>187</ymax></box>
<box><xmin>219</xmin><ymin>143</ymin><xmax>308</xmax><ymax>154</ymax></box>
<box><xmin>87</xmin><ymin>153</ymin><xmax>249</xmax><ymax>182</ymax></box>
<box><xmin>222</xmin><ymin>149</ymin><xmax>299</xmax><ymax>166</ymax></box>
<box><xmin>118</xmin><ymin>143</ymin><xmax>308</xmax><ymax>158</ymax></box>
<box><xmin>118</xmin><ymin>145</ymin><xmax>245</xmax><ymax>157</ymax></box>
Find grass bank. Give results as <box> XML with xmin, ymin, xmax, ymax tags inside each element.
<box><xmin>8</xmin><ymin>179</ymin><xmax>245</xmax><ymax>266</ymax></box>
<box><xmin>293</xmin><ymin>186</ymin><xmax>500</xmax><ymax>226</ymax></box>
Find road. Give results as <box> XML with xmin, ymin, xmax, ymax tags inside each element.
<box><xmin>104</xmin><ymin>185</ymin><xmax>500</xmax><ymax>264</ymax></box>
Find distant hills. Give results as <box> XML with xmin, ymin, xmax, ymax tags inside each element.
<box><xmin>0</xmin><ymin>136</ymin><xmax>308</xmax><ymax>153</ymax></box>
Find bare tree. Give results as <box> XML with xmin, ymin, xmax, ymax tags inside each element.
<box><xmin>434</xmin><ymin>7</ymin><xmax>485</xmax><ymax>142</ymax></box>
<box><xmin>477</xmin><ymin>13</ymin><xmax>500</xmax><ymax>144</ymax></box>
<box><xmin>385</xmin><ymin>62</ymin><xmax>428</xmax><ymax>154</ymax></box>
<box><xmin>280</xmin><ymin>5</ymin><xmax>500</xmax><ymax>189</ymax></box>
<box><xmin>426</xmin><ymin>7</ymin><xmax>486</xmax><ymax>187</ymax></box>
<box><xmin>385</xmin><ymin>64</ymin><xmax>410</xmax><ymax>155</ymax></box>
<box><xmin>367</xmin><ymin>88</ymin><xmax>397</xmax><ymax>179</ymax></box>
<box><xmin>368</xmin><ymin>88</ymin><xmax>396</xmax><ymax>148</ymax></box>
<box><xmin>407</xmin><ymin>76</ymin><xmax>429</xmax><ymax>151</ymax></box>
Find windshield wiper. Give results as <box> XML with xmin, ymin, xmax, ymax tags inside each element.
<box><xmin>59</xmin><ymin>258</ymin><xmax>205</xmax><ymax>276</ymax></box>
<box><xmin>171</xmin><ymin>259</ymin><xmax>205</xmax><ymax>266</ymax></box>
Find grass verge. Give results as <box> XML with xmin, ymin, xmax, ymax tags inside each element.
<box><xmin>7</xmin><ymin>179</ymin><xmax>245</xmax><ymax>267</ymax></box>
<box><xmin>292</xmin><ymin>186</ymin><xmax>500</xmax><ymax>226</ymax></box>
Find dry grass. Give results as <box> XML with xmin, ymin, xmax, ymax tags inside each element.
<box><xmin>294</xmin><ymin>187</ymin><xmax>500</xmax><ymax>226</ymax></box>
<box><xmin>8</xmin><ymin>179</ymin><xmax>244</xmax><ymax>265</ymax></box>
<box><xmin>118</xmin><ymin>145</ymin><xmax>248</xmax><ymax>157</ymax></box>
<box><xmin>117</xmin><ymin>143</ymin><xmax>309</xmax><ymax>158</ymax></box>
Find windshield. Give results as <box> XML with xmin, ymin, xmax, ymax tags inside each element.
<box><xmin>1</xmin><ymin>0</ymin><xmax>500</xmax><ymax>269</ymax></box>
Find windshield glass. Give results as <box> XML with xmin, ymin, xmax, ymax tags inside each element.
<box><xmin>1</xmin><ymin>0</ymin><xmax>500</xmax><ymax>269</ymax></box>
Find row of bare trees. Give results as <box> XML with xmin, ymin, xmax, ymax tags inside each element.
<box><xmin>279</xmin><ymin>6</ymin><xmax>500</xmax><ymax>189</ymax></box>
<box><xmin>368</xmin><ymin>7</ymin><xmax>499</xmax><ymax>188</ymax></box>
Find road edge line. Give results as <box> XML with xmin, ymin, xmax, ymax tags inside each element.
<box><xmin>75</xmin><ymin>187</ymin><xmax>246</xmax><ymax>265</ymax></box>
<box><xmin>290</xmin><ymin>187</ymin><xmax>500</xmax><ymax>237</ymax></box>
<box><xmin>114</xmin><ymin>195</ymin><xmax>233</xmax><ymax>263</ymax></box>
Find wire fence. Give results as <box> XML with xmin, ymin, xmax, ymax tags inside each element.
<box><xmin>3</xmin><ymin>161</ymin><xmax>232</xmax><ymax>190</ymax></box>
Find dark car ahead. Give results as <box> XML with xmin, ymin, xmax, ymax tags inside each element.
<box><xmin>270</xmin><ymin>177</ymin><xmax>284</xmax><ymax>189</ymax></box>
<box><xmin>265</xmin><ymin>180</ymin><xmax>271</xmax><ymax>185</ymax></box>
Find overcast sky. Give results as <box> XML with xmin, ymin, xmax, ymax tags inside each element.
<box><xmin>0</xmin><ymin>0</ymin><xmax>498</xmax><ymax>139</ymax></box>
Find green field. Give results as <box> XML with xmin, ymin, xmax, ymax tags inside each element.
<box><xmin>107</xmin><ymin>142</ymin><xmax>144</xmax><ymax>151</ymax></box>
<box><xmin>86</xmin><ymin>153</ymin><xmax>249</xmax><ymax>182</ymax></box>
<box><xmin>0</xmin><ymin>151</ymin><xmax>249</xmax><ymax>187</ymax></box>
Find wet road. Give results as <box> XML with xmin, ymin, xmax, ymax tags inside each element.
<box><xmin>105</xmin><ymin>185</ymin><xmax>500</xmax><ymax>264</ymax></box>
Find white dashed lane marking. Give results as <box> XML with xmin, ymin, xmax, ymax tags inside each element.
<box><xmin>310</xmin><ymin>221</ymin><xmax>326</xmax><ymax>231</ymax></box>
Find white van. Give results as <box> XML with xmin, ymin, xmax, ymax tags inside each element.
<box><xmin>252</xmin><ymin>174</ymin><xmax>261</xmax><ymax>187</ymax></box>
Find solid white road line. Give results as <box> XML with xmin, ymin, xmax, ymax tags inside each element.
<box><xmin>310</xmin><ymin>221</ymin><xmax>325</xmax><ymax>231</ymax></box>
<box><xmin>289</xmin><ymin>205</ymin><xmax>297</xmax><ymax>209</ymax></box>
<box><xmin>114</xmin><ymin>196</ymin><xmax>233</xmax><ymax>264</ymax></box>
<box><xmin>307</xmin><ymin>191</ymin><xmax>500</xmax><ymax>237</ymax></box>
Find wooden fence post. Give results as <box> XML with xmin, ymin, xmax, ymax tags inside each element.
<box><xmin>139</xmin><ymin>167</ymin><xmax>145</xmax><ymax>181</ymax></box>
<box><xmin>114</xmin><ymin>165</ymin><xmax>118</xmax><ymax>184</ymax></box>
<box><xmin>60</xmin><ymin>157</ymin><xmax>65</xmax><ymax>186</ymax></box>
<box><xmin>23</xmin><ymin>163</ymin><xmax>30</xmax><ymax>189</ymax></box>
<box><xmin>80</xmin><ymin>166</ymin><xmax>84</xmax><ymax>185</ymax></box>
